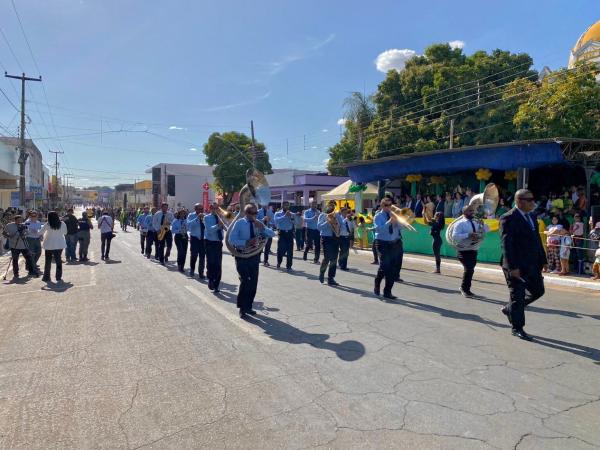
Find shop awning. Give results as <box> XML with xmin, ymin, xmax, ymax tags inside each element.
<box><xmin>346</xmin><ymin>141</ymin><xmax>566</xmax><ymax>183</ymax></box>
<box><xmin>321</xmin><ymin>180</ymin><xmax>379</xmax><ymax>200</ymax></box>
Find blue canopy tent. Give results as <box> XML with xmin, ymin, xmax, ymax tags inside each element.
<box><xmin>346</xmin><ymin>141</ymin><xmax>566</xmax><ymax>183</ymax></box>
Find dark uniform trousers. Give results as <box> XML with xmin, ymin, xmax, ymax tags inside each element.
<box><xmin>320</xmin><ymin>236</ymin><xmax>339</xmax><ymax>281</ymax></box>
<box><xmin>457</xmin><ymin>250</ymin><xmax>477</xmax><ymax>292</ymax></box>
<box><xmin>140</xmin><ymin>232</ymin><xmax>146</xmax><ymax>253</ymax></box>
<box><xmin>145</xmin><ymin>230</ymin><xmax>155</xmax><ymax>258</ymax></box>
<box><xmin>189</xmin><ymin>236</ymin><xmax>206</xmax><ymax>276</ymax></box>
<box><xmin>206</xmin><ymin>240</ymin><xmax>223</xmax><ymax>290</ymax></box>
<box><xmin>277</xmin><ymin>230</ymin><xmax>294</xmax><ymax>269</ymax></box>
<box><xmin>236</xmin><ymin>254</ymin><xmax>260</xmax><ymax>312</ymax></box>
<box><xmin>395</xmin><ymin>239</ymin><xmax>404</xmax><ymax>279</ymax></box>
<box><xmin>174</xmin><ymin>234</ymin><xmax>188</xmax><ymax>271</ymax></box>
<box><xmin>295</xmin><ymin>228</ymin><xmax>304</xmax><ymax>250</ymax></box>
<box><xmin>263</xmin><ymin>237</ymin><xmax>273</xmax><ymax>263</ymax></box>
<box><xmin>304</xmin><ymin>228</ymin><xmax>321</xmax><ymax>261</ymax></box>
<box><xmin>502</xmin><ymin>269</ymin><xmax>545</xmax><ymax>330</ymax></box>
<box><xmin>338</xmin><ymin>236</ymin><xmax>351</xmax><ymax>270</ymax></box>
<box><xmin>156</xmin><ymin>230</ymin><xmax>172</xmax><ymax>263</ymax></box>
<box><xmin>374</xmin><ymin>239</ymin><xmax>401</xmax><ymax>295</ymax></box>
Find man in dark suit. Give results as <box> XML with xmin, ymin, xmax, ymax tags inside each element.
<box><xmin>499</xmin><ymin>189</ymin><xmax>547</xmax><ymax>341</ymax></box>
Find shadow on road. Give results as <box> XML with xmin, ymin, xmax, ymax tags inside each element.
<box><xmin>245</xmin><ymin>314</ymin><xmax>365</xmax><ymax>361</ymax></box>
<box><xmin>41</xmin><ymin>281</ymin><xmax>74</xmax><ymax>292</ymax></box>
<box><xmin>104</xmin><ymin>260</ymin><xmax>122</xmax><ymax>264</ymax></box>
<box><xmin>531</xmin><ymin>335</ymin><xmax>600</xmax><ymax>363</ymax></box>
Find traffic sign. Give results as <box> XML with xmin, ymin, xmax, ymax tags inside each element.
<box><xmin>203</xmin><ymin>182</ymin><xmax>210</xmax><ymax>191</ymax></box>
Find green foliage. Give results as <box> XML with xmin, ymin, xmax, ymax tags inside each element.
<box><xmin>203</xmin><ymin>131</ymin><xmax>272</xmax><ymax>205</ymax></box>
<box><xmin>513</xmin><ymin>65</ymin><xmax>600</xmax><ymax>139</ymax></box>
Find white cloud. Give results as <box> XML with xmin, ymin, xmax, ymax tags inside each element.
<box><xmin>375</xmin><ymin>48</ymin><xmax>417</xmax><ymax>73</ymax></box>
<box><xmin>322</xmin><ymin>129</ymin><xmax>328</xmax><ymax>133</ymax></box>
<box><xmin>189</xmin><ymin>147</ymin><xmax>198</xmax><ymax>152</ymax></box>
<box><xmin>311</xmin><ymin>146</ymin><xmax>318</xmax><ymax>149</ymax></box>
<box><xmin>448</xmin><ymin>40</ymin><xmax>465</xmax><ymax>50</ymax></box>
<box><xmin>263</xmin><ymin>34</ymin><xmax>335</xmax><ymax>77</ymax></box>
<box><xmin>201</xmin><ymin>91</ymin><xmax>271</xmax><ymax>112</ymax></box>
<box><xmin>169</xmin><ymin>125</ymin><xmax>186</xmax><ymax>131</ymax></box>
<box><xmin>337</xmin><ymin>118</ymin><xmax>347</xmax><ymax>126</ymax></box>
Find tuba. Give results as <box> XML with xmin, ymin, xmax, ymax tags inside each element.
<box><xmin>446</xmin><ymin>183</ymin><xmax>499</xmax><ymax>251</ymax></box>
<box><xmin>225</xmin><ymin>168</ymin><xmax>271</xmax><ymax>258</ymax></box>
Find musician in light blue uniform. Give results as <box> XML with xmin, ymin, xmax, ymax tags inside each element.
<box><xmin>171</xmin><ymin>210</ymin><xmax>189</xmax><ymax>272</ymax></box>
<box><xmin>274</xmin><ymin>201</ymin><xmax>295</xmax><ymax>271</ymax></box>
<box><xmin>137</xmin><ymin>206</ymin><xmax>150</xmax><ymax>255</ymax></box>
<box><xmin>204</xmin><ymin>203</ymin><xmax>226</xmax><ymax>292</ymax></box>
<box><xmin>303</xmin><ymin>202</ymin><xmax>320</xmax><ymax>263</ymax></box>
<box><xmin>317</xmin><ymin>202</ymin><xmax>344</xmax><ymax>286</ymax></box>
<box><xmin>257</xmin><ymin>204</ymin><xmax>274</xmax><ymax>266</ymax></box>
<box><xmin>337</xmin><ymin>207</ymin><xmax>353</xmax><ymax>271</ymax></box>
<box><xmin>228</xmin><ymin>204</ymin><xmax>275</xmax><ymax>318</ymax></box>
<box><xmin>373</xmin><ymin>198</ymin><xmax>403</xmax><ymax>299</ymax></box>
<box><xmin>143</xmin><ymin>207</ymin><xmax>157</xmax><ymax>259</ymax></box>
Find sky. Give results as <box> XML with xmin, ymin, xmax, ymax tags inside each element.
<box><xmin>0</xmin><ymin>0</ymin><xmax>596</xmax><ymax>187</ymax></box>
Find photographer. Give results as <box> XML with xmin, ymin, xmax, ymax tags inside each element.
<box><xmin>2</xmin><ymin>215</ymin><xmax>36</xmax><ymax>280</ymax></box>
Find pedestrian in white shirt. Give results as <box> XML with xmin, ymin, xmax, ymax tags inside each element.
<box><xmin>41</xmin><ymin>211</ymin><xmax>67</xmax><ymax>283</ymax></box>
<box><xmin>98</xmin><ymin>210</ymin><xmax>114</xmax><ymax>261</ymax></box>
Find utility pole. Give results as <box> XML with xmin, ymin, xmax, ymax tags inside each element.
<box><xmin>5</xmin><ymin>72</ymin><xmax>42</xmax><ymax>207</ymax></box>
<box><xmin>49</xmin><ymin>150</ymin><xmax>63</xmax><ymax>209</ymax></box>
<box><xmin>449</xmin><ymin>119</ymin><xmax>454</xmax><ymax>149</ymax></box>
<box><xmin>250</xmin><ymin>120</ymin><xmax>256</xmax><ymax>164</ymax></box>
<box><xmin>476</xmin><ymin>81</ymin><xmax>481</xmax><ymax>107</ymax></box>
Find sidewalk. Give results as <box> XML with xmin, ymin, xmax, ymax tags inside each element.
<box><xmin>352</xmin><ymin>247</ymin><xmax>600</xmax><ymax>291</ymax></box>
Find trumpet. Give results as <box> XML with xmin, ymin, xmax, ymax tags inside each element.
<box><xmin>389</xmin><ymin>205</ymin><xmax>416</xmax><ymax>231</ymax></box>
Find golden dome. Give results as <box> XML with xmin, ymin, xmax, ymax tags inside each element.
<box><xmin>569</xmin><ymin>20</ymin><xmax>600</xmax><ymax>69</ymax></box>
<box><xmin>573</xmin><ymin>20</ymin><xmax>600</xmax><ymax>53</ymax></box>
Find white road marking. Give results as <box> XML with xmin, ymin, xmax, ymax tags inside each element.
<box><xmin>184</xmin><ymin>285</ymin><xmax>271</xmax><ymax>344</ymax></box>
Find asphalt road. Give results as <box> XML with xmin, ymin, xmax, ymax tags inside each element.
<box><xmin>0</xmin><ymin>224</ymin><xmax>599</xmax><ymax>449</ymax></box>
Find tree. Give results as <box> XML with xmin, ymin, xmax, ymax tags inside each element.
<box><xmin>203</xmin><ymin>131</ymin><xmax>272</xmax><ymax>206</ymax></box>
<box><xmin>513</xmin><ymin>65</ymin><xmax>600</xmax><ymax>139</ymax></box>
<box><xmin>343</xmin><ymin>92</ymin><xmax>375</xmax><ymax>159</ymax></box>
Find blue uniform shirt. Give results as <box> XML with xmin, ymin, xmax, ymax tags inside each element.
<box><xmin>257</xmin><ymin>206</ymin><xmax>274</xmax><ymax>227</ymax></box>
<box><xmin>373</xmin><ymin>210</ymin><xmax>401</xmax><ymax>241</ymax></box>
<box><xmin>228</xmin><ymin>217</ymin><xmax>275</xmax><ymax>248</ymax></box>
<box><xmin>338</xmin><ymin>213</ymin><xmax>350</xmax><ymax>237</ymax></box>
<box><xmin>187</xmin><ymin>212</ymin><xmax>206</xmax><ymax>239</ymax></box>
<box><xmin>171</xmin><ymin>218</ymin><xmax>188</xmax><ymax>235</ymax></box>
<box><xmin>303</xmin><ymin>208</ymin><xmax>319</xmax><ymax>230</ymax></box>
<box><xmin>142</xmin><ymin>214</ymin><xmax>154</xmax><ymax>232</ymax></box>
<box><xmin>274</xmin><ymin>210</ymin><xmax>294</xmax><ymax>231</ymax></box>
<box><xmin>203</xmin><ymin>213</ymin><xmax>223</xmax><ymax>241</ymax></box>
<box><xmin>317</xmin><ymin>212</ymin><xmax>345</xmax><ymax>237</ymax></box>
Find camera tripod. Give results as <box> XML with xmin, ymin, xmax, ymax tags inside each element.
<box><xmin>2</xmin><ymin>232</ymin><xmax>34</xmax><ymax>281</ymax></box>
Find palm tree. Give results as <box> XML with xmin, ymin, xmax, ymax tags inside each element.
<box><xmin>343</xmin><ymin>91</ymin><xmax>375</xmax><ymax>159</ymax></box>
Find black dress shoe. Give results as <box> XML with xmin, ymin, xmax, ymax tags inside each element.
<box><xmin>395</xmin><ymin>278</ymin><xmax>404</xmax><ymax>283</ymax></box>
<box><xmin>263</xmin><ymin>261</ymin><xmax>270</xmax><ymax>267</ymax></box>
<box><xmin>239</xmin><ymin>310</ymin><xmax>247</xmax><ymax>318</ymax></box>
<box><xmin>374</xmin><ymin>287</ymin><xmax>380</xmax><ymax>296</ymax></box>
<box><xmin>319</xmin><ymin>273</ymin><xmax>325</xmax><ymax>284</ymax></box>
<box><xmin>501</xmin><ymin>306</ymin><xmax>509</xmax><ymax>317</ymax></box>
<box><xmin>276</xmin><ymin>264</ymin><xmax>281</xmax><ymax>269</ymax></box>
<box><xmin>247</xmin><ymin>309</ymin><xmax>257</xmax><ymax>316</ymax></box>
<box><xmin>327</xmin><ymin>279</ymin><xmax>339</xmax><ymax>286</ymax></box>
<box><xmin>313</xmin><ymin>260</ymin><xmax>320</xmax><ymax>264</ymax></box>
<box><xmin>302</xmin><ymin>255</ymin><xmax>307</xmax><ymax>261</ymax></box>
<box><xmin>459</xmin><ymin>288</ymin><xmax>474</xmax><ymax>298</ymax></box>
<box><xmin>512</xmin><ymin>329</ymin><xmax>533</xmax><ymax>341</ymax></box>
<box><xmin>213</xmin><ymin>288</ymin><xmax>220</xmax><ymax>294</ymax></box>
<box><xmin>383</xmin><ymin>293</ymin><xmax>398</xmax><ymax>300</ymax></box>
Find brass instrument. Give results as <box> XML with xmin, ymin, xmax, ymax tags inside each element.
<box><xmin>389</xmin><ymin>205</ymin><xmax>416</xmax><ymax>231</ymax></box>
<box><xmin>325</xmin><ymin>205</ymin><xmax>340</xmax><ymax>237</ymax></box>
<box><xmin>217</xmin><ymin>207</ymin><xmax>233</xmax><ymax>221</ymax></box>
<box><xmin>225</xmin><ymin>168</ymin><xmax>271</xmax><ymax>258</ymax></box>
<box><xmin>446</xmin><ymin>183</ymin><xmax>499</xmax><ymax>251</ymax></box>
<box><xmin>157</xmin><ymin>213</ymin><xmax>172</xmax><ymax>241</ymax></box>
